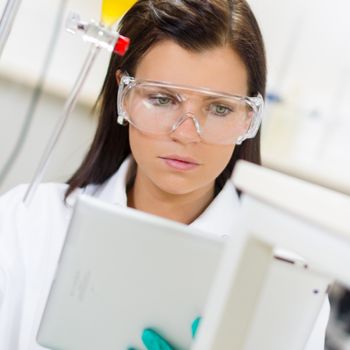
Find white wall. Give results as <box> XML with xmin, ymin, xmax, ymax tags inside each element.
<box><xmin>0</xmin><ymin>0</ymin><xmax>110</xmax><ymax>103</ymax></box>
<box><xmin>250</xmin><ymin>0</ymin><xmax>350</xmax><ymax>100</ymax></box>
<box><xmin>0</xmin><ymin>0</ymin><xmax>105</xmax><ymax>194</ymax></box>
<box><xmin>0</xmin><ymin>78</ymin><xmax>97</xmax><ymax>194</ymax></box>
<box><xmin>250</xmin><ymin>0</ymin><xmax>350</xmax><ymax>192</ymax></box>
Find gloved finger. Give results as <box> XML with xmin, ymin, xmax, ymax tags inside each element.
<box><xmin>191</xmin><ymin>317</ymin><xmax>201</xmax><ymax>338</ymax></box>
<box><xmin>142</xmin><ymin>328</ymin><xmax>175</xmax><ymax>350</ymax></box>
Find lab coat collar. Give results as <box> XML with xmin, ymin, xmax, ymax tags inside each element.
<box><xmin>84</xmin><ymin>156</ymin><xmax>135</xmax><ymax>207</ymax></box>
<box><xmin>84</xmin><ymin>156</ymin><xmax>240</xmax><ymax>238</ymax></box>
<box><xmin>189</xmin><ymin>179</ymin><xmax>240</xmax><ymax>238</ymax></box>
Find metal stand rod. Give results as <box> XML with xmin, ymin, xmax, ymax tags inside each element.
<box><xmin>23</xmin><ymin>43</ymin><xmax>100</xmax><ymax>205</ymax></box>
<box><xmin>0</xmin><ymin>0</ymin><xmax>68</xmax><ymax>188</ymax></box>
<box><xmin>0</xmin><ymin>0</ymin><xmax>22</xmax><ymax>58</ymax></box>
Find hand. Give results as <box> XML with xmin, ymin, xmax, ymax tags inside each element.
<box><xmin>128</xmin><ymin>317</ymin><xmax>201</xmax><ymax>350</ymax></box>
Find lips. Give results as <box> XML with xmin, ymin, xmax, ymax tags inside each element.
<box><xmin>159</xmin><ymin>155</ymin><xmax>200</xmax><ymax>171</ymax></box>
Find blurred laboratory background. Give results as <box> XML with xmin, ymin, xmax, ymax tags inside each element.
<box><xmin>0</xmin><ymin>0</ymin><xmax>349</xmax><ymax>348</ymax></box>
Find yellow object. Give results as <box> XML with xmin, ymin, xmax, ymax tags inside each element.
<box><xmin>101</xmin><ymin>0</ymin><xmax>137</xmax><ymax>26</ymax></box>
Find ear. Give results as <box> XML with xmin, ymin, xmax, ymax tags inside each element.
<box><xmin>116</xmin><ymin>69</ymin><xmax>123</xmax><ymax>85</ymax></box>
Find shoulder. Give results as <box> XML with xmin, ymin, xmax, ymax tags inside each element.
<box><xmin>0</xmin><ymin>182</ymin><xmax>68</xmax><ymax>206</ymax></box>
<box><xmin>0</xmin><ymin>182</ymin><xmax>77</xmax><ymax>228</ymax></box>
<box><xmin>0</xmin><ymin>182</ymin><xmax>79</xmax><ymax>270</ymax></box>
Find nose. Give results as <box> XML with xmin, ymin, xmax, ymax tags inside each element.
<box><xmin>170</xmin><ymin>114</ymin><xmax>202</xmax><ymax>144</ymax></box>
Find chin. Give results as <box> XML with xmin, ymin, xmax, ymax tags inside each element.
<box><xmin>158</xmin><ymin>183</ymin><xmax>195</xmax><ymax>195</ymax></box>
<box><xmin>152</xmin><ymin>176</ymin><xmax>196</xmax><ymax>195</ymax></box>
<box><xmin>153</xmin><ymin>173</ymin><xmax>212</xmax><ymax>196</ymax></box>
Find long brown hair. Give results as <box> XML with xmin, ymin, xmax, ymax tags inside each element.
<box><xmin>65</xmin><ymin>0</ymin><xmax>267</xmax><ymax>198</ymax></box>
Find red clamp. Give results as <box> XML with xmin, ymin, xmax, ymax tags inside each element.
<box><xmin>114</xmin><ymin>35</ymin><xmax>130</xmax><ymax>56</ymax></box>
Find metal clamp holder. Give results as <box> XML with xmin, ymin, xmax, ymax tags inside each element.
<box><xmin>23</xmin><ymin>12</ymin><xmax>130</xmax><ymax>205</ymax></box>
<box><xmin>66</xmin><ymin>12</ymin><xmax>129</xmax><ymax>55</ymax></box>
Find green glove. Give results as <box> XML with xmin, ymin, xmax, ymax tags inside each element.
<box><xmin>128</xmin><ymin>317</ymin><xmax>201</xmax><ymax>350</ymax></box>
<box><xmin>141</xmin><ymin>329</ymin><xmax>175</xmax><ymax>350</ymax></box>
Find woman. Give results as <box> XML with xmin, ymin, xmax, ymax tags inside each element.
<box><xmin>0</xmin><ymin>1</ymin><xmax>329</xmax><ymax>349</ymax></box>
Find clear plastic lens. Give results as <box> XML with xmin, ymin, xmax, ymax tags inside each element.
<box><xmin>119</xmin><ymin>77</ymin><xmax>263</xmax><ymax>145</ymax></box>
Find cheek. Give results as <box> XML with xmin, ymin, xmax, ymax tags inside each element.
<box><xmin>129</xmin><ymin>126</ymin><xmax>142</xmax><ymax>155</ymax></box>
<box><xmin>202</xmin><ymin>144</ymin><xmax>235</xmax><ymax>179</ymax></box>
<box><xmin>128</xmin><ymin>127</ymin><xmax>156</xmax><ymax>164</ymax></box>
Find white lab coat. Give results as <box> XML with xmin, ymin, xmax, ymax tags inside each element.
<box><xmin>0</xmin><ymin>157</ymin><xmax>329</xmax><ymax>350</ymax></box>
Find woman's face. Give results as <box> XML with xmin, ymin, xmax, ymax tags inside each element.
<box><xmin>127</xmin><ymin>40</ymin><xmax>248</xmax><ymax>196</ymax></box>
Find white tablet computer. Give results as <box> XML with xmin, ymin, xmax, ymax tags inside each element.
<box><xmin>36</xmin><ymin>194</ymin><xmax>223</xmax><ymax>350</ymax></box>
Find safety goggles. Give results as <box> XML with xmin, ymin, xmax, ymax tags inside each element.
<box><xmin>117</xmin><ymin>75</ymin><xmax>264</xmax><ymax>145</ymax></box>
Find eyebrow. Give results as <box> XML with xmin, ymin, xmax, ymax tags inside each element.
<box><xmin>203</xmin><ymin>95</ymin><xmax>235</xmax><ymax>101</ymax></box>
<box><xmin>143</xmin><ymin>82</ymin><xmax>241</xmax><ymax>101</ymax></box>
